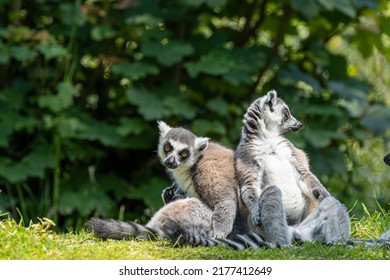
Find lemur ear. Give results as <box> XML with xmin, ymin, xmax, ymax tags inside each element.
<box><xmin>157</xmin><ymin>120</ymin><xmax>171</xmax><ymax>136</ymax></box>
<box><xmin>264</xmin><ymin>90</ymin><xmax>278</xmax><ymax>111</ymax></box>
<box><xmin>195</xmin><ymin>137</ymin><xmax>209</xmax><ymax>152</ymax></box>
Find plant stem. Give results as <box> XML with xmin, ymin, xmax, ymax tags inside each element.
<box><xmin>52</xmin><ymin>131</ymin><xmax>61</xmax><ymax>224</ymax></box>
<box><xmin>15</xmin><ymin>183</ymin><xmax>28</xmax><ymax>224</ymax></box>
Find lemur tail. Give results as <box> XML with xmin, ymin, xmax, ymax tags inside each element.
<box><xmin>85</xmin><ymin>218</ymin><xmax>165</xmax><ymax>240</ymax></box>
<box><xmin>219</xmin><ymin>232</ymin><xmax>271</xmax><ymax>250</ymax></box>
<box><xmin>345</xmin><ymin>239</ymin><xmax>390</xmax><ymax>248</ymax></box>
<box><xmin>85</xmin><ymin>218</ymin><xmax>221</xmax><ymax>247</ymax></box>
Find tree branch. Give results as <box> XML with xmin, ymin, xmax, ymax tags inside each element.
<box><xmin>234</xmin><ymin>0</ymin><xmax>268</xmax><ymax>47</ymax></box>
<box><xmin>249</xmin><ymin>5</ymin><xmax>292</xmax><ymax>95</ymax></box>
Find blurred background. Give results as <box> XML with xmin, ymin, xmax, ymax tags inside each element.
<box><xmin>0</xmin><ymin>0</ymin><xmax>389</xmax><ymax>230</ymax></box>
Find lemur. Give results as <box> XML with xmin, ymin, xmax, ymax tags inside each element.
<box><xmin>86</xmin><ymin>121</ymin><xmax>248</xmax><ymax>245</ymax></box>
<box><xmin>235</xmin><ymin>90</ymin><xmax>351</xmax><ymax>247</ymax></box>
<box><xmin>86</xmin><ymin>93</ymin><xmax>352</xmax><ymax>249</ymax></box>
<box><xmin>156</xmin><ymin>120</ymin><xmax>243</xmax><ymax>239</ymax></box>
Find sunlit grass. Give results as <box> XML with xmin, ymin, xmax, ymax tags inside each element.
<box><xmin>0</xmin><ymin>209</ymin><xmax>389</xmax><ymax>260</ymax></box>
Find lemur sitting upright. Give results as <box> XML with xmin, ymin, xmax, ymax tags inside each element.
<box><xmin>86</xmin><ymin>121</ymin><xmax>247</xmax><ymax>245</ymax></box>
<box><xmin>235</xmin><ymin>90</ymin><xmax>351</xmax><ymax>247</ymax></box>
<box><xmin>156</xmin><ymin>121</ymin><xmax>243</xmax><ymax>239</ymax></box>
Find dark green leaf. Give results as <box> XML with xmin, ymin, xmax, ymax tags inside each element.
<box><xmin>206</xmin><ymin>98</ymin><xmax>230</xmax><ymax>116</ymax></box>
<box><xmin>111</xmin><ymin>62</ymin><xmax>159</xmax><ymax>79</ymax></box>
<box><xmin>0</xmin><ymin>122</ymin><xmax>13</xmax><ymax>148</ymax></box>
<box><xmin>317</xmin><ymin>0</ymin><xmax>357</xmax><ymax>17</ymax></box>
<box><xmin>278</xmin><ymin>64</ymin><xmax>322</xmax><ymax>91</ymax></box>
<box><xmin>91</xmin><ymin>24</ymin><xmax>117</xmax><ymax>41</ymax></box>
<box><xmin>116</xmin><ymin>118</ymin><xmax>148</xmax><ymax>136</ymax></box>
<box><xmin>60</xmin><ymin>3</ymin><xmax>86</xmax><ymax>26</ymax></box>
<box><xmin>142</xmin><ymin>40</ymin><xmax>194</xmax><ymax>66</ymax></box>
<box><xmin>126</xmin><ymin>177</ymin><xmax>166</xmax><ymax>210</ymax></box>
<box><xmin>179</xmin><ymin>0</ymin><xmax>227</xmax><ymax>8</ymax></box>
<box><xmin>291</xmin><ymin>0</ymin><xmax>320</xmax><ymax>18</ymax></box>
<box><xmin>328</xmin><ymin>78</ymin><xmax>370</xmax><ymax>104</ymax></box>
<box><xmin>362</xmin><ymin>104</ymin><xmax>390</xmax><ymax>134</ymax></box>
<box><xmin>10</xmin><ymin>46</ymin><xmax>37</xmax><ymax>62</ymax></box>
<box><xmin>0</xmin><ymin>80</ymin><xmax>31</xmax><ymax>109</ymax></box>
<box><xmin>75</xmin><ymin>120</ymin><xmax>122</xmax><ymax>147</ymax></box>
<box><xmin>185</xmin><ymin>50</ymin><xmax>235</xmax><ymax>77</ymax></box>
<box><xmin>0</xmin><ymin>42</ymin><xmax>10</xmax><ymax>64</ymax></box>
<box><xmin>38</xmin><ymin>82</ymin><xmax>77</xmax><ymax>113</ymax></box>
<box><xmin>36</xmin><ymin>43</ymin><xmax>67</xmax><ymax>60</ymax></box>
<box><xmin>191</xmin><ymin>119</ymin><xmax>227</xmax><ymax>136</ymax></box>
<box><xmin>126</xmin><ymin>88</ymin><xmax>168</xmax><ymax>120</ymax></box>
<box><xmin>304</xmin><ymin>128</ymin><xmax>346</xmax><ymax>148</ymax></box>
<box><xmin>163</xmin><ymin>96</ymin><xmax>197</xmax><ymax>119</ymax></box>
<box><xmin>57</xmin><ymin>117</ymin><xmax>86</xmax><ymax>138</ymax></box>
<box><xmin>0</xmin><ymin>145</ymin><xmax>55</xmax><ymax>183</ymax></box>
<box><xmin>126</xmin><ymin>14</ymin><xmax>162</xmax><ymax>26</ymax></box>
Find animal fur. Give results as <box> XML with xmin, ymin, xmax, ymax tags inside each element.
<box><xmin>157</xmin><ymin>121</ymin><xmax>243</xmax><ymax>238</ymax></box>
<box><xmin>235</xmin><ymin>90</ymin><xmax>350</xmax><ymax>246</ymax></box>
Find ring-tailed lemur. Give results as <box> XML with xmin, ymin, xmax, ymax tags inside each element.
<box><xmin>156</xmin><ymin>120</ymin><xmax>244</xmax><ymax>239</ymax></box>
<box><xmin>86</xmin><ymin>121</ymin><xmax>248</xmax><ymax>245</ymax></box>
<box><xmin>235</xmin><ymin>90</ymin><xmax>350</xmax><ymax>247</ymax></box>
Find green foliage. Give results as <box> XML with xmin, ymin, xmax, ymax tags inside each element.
<box><xmin>0</xmin><ymin>0</ymin><xmax>389</xmax><ymax>228</ymax></box>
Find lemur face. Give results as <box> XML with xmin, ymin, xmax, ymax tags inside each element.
<box><xmin>259</xmin><ymin>90</ymin><xmax>303</xmax><ymax>135</ymax></box>
<box><xmin>157</xmin><ymin>121</ymin><xmax>209</xmax><ymax>171</ymax></box>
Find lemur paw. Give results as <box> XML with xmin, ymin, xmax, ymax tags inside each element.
<box><xmin>161</xmin><ymin>183</ymin><xmax>178</xmax><ymax>204</ymax></box>
<box><xmin>312</xmin><ymin>188</ymin><xmax>330</xmax><ymax>201</ymax></box>
<box><xmin>213</xmin><ymin>231</ymin><xmax>228</xmax><ymax>239</ymax></box>
<box><xmin>251</xmin><ymin>213</ymin><xmax>262</xmax><ymax>227</ymax></box>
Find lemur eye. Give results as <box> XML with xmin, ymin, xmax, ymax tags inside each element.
<box><xmin>164</xmin><ymin>144</ymin><xmax>172</xmax><ymax>153</ymax></box>
<box><xmin>180</xmin><ymin>150</ymin><xmax>189</xmax><ymax>158</ymax></box>
<box><xmin>283</xmin><ymin>110</ymin><xmax>290</xmax><ymax>119</ymax></box>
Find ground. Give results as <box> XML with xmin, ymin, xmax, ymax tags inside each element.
<box><xmin>0</xmin><ymin>212</ymin><xmax>389</xmax><ymax>260</ymax></box>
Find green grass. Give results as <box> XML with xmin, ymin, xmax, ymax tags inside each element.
<box><xmin>0</xmin><ymin>211</ymin><xmax>389</xmax><ymax>260</ymax></box>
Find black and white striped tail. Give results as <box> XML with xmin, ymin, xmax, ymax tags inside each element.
<box><xmin>85</xmin><ymin>218</ymin><xmax>220</xmax><ymax>247</ymax></box>
<box><xmin>170</xmin><ymin>229</ymin><xmax>221</xmax><ymax>247</ymax></box>
<box><xmin>85</xmin><ymin>218</ymin><xmax>164</xmax><ymax>240</ymax></box>
<box><xmin>345</xmin><ymin>239</ymin><xmax>390</xmax><ymax>248</ymax></box>
<box><xmin>219</xmin><ymin>232</ymin><xmax>270</xmax><ymax>251</ymax></box>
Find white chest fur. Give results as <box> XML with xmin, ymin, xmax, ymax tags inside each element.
<box><xmin>171</xmin><ymin>169</ymin><xmax>200</xmax><ymax>199</ymax></box>
<box><xmin>254</xmin><ymin>137</ymin><xmax>306</xmax><ymax>221</ymax></box>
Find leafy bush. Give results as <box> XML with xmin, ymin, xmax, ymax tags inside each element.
<box><xmin>0</xmin><ymin>0</ymin><xmax>389</xmax><ymax>228</ymax></box>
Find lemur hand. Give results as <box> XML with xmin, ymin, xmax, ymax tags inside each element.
<box><xmin>161</xmin><ymin>183</ymin><xmax>177</xmax><ymax>204</ymax></box>
<box><xmin>161</xmin><ymin>183</ymin><xmax>187</xmax><ymax>204</ymax></box>
<box><xmin>312</xmin><ymin>187</ymin><xmax>330</xmax><ymax>201</ymax></box>
<box><xmin>251</xmin><ymin>208</ymin><xmax>262</xmax><ymax>227</ymax></box>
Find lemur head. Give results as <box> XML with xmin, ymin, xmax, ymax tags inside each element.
<box><xmin>157</xmin><ymin>121</ymin><xmax>209</xmax><ymax>171</ymax></box>
<box><xmin>384</xmin><ymin>153</ymin><xmax>390</xmax><ymax>166</ymax></box>
<box><xmin>243</xmin><ymin>90</ymin><xmax>302</xmax><ymax>137</ymax></box>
